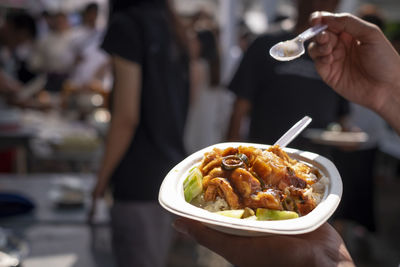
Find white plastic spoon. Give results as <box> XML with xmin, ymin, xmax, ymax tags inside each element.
<box><xmin>269</xmin><ymin>24</ymin><xmax>328</xmax><ymax>61</ymax></box>
<box><xmin>274</xmin><ymin>116</ymin><xmax>312</xmax><ymax>147</ymax></box>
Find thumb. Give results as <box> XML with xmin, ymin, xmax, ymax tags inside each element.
<box><xmin>309</xmin><ymin>12</ymin><xmax>381</xmax><ymax>43</ymax></box>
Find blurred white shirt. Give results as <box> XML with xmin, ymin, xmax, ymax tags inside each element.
<box><xmin>68</xmin><ymin>26</ymin><xmax>108</xmax><ymax>87</ymax></box>
<box><xmin>29</xmin><ymin>29</ymin><xmax>79</xmax><ymax>74</ymax></box>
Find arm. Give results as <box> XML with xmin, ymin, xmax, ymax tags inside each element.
<box><xmin>226</xmin><ymin>37</ymin><xmax>263</xmax><ymax>142</ymax></box>
<box><xmin>0</xmin><ymin>70</ymin><xmax>21</xmax><ymax>94</ymax></box>
<box><xmin>189</xmin><ymin>59</ymin><xmax>206</xmax><ymax>104</ymax></box>
<box><xmin>89</xmin><ymin>55</ymin><xmax>141</xmax><ymax>219</ymax></box>
<box><xmin>28</xmin><ymin>40</ymin><xmax>45</xmax><ymax>73</ymax></box>
<box><xmin>308</xmin><ymin>12</ymin><xmax>400</xmax><ymax>134</ymax></box>
<box><xmin>174</xmin><ymin>219</ymin><xmax>355</xmax><ymax>267</ymax></box>
<box><xmin>227</xmin><ymin>97</ymin><xmax>252</xmax><ymax>141</ymax></box>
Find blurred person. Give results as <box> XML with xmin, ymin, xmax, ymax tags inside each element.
<box><xmin>330</xmin><ymin>3</ymin><xmax>388</xmax><ymax>233</ymax></box>
<box><xmin>36</xmin><ymin>11</ymin><xmax>51</xmax><ymax>39</ymax></box>
<box><xmin>227</xmin><ymin>0</ymin><xmax>348</xmax><ymax>155</ymax></box>
<box><xmin>72</xmin><ymin>2</ymin><xmax>103</xmax><ymax>49</ymax></box>
<box><xmin>0</xmin><ymin>13</ymin><xmax>36</xmax><ymax>53</ymax></box>
<box><xmin>88</xmin><ymin>0</ymin><xmax>190</xmax><ymax>266</ymax></box>
<box><xmin>0</xmin><ymin>12</ymin><xmax>37</xmax><ymax>173</ymax></box>
<box><xmin>172</xmin><ymin>11</ymin><xmax>400</xmax><ymax>267</ymax></box>
<box><xmin>237</xmin><ymin>20</ymin><xmax>254</xmax><ymax>53</ymax></box>
<box><xmin>221</xmin><ymin>20</ymin><xmax>254</xmax><ymax>87</ymax></box>
<box><xmin>0</xmin><ymin>12</ymin><xmax>37</xmax><ymax>96</ymax></box>
<box><xmin>184</xmin><ymin>28</ymin><xmax>234</xmax><ymax>155</ymax></box>
<box><xmin>82</xmin><ymin>2</ymin><xmax>99</xmax><ymax>29</ymax></box>
<box><xmin>29</xmin><ymin>11</ymin><xmax>80</xmax><ymax>92</ymax></box>
<box><xmin>267</xmin><ymin>13</ymin><xmax>296</xmax><ymax>33</ymax></box>
<box><xmin>230</xmin><ymin>20</ymin><xmax>256</xmax><ymax>84</ymax></box>
<box><xmin>357</xmin><ymin>4</ymin><xmax>385</xmax><ymax>30</ymax></box>
<box><xmin>189</xmin><ymin>9</ymin><xmax>218</xmax><ymax>34</ymax></box>
<box><xmin>13</xmin><ymin>15</ymin><xmax>38</xmax><ymax>84</ymax></box>
<box><xmin>69</xmin><ymin>2</ymin><xmax>109</xmax><ymax>88</ymax></box>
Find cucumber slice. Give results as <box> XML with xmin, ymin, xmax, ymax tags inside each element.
<box><xmin>256</xmin><ymin>208</ymin><xmax>299</xmax><ymax>221</ymax></box>
<box><xmin>183</xmin><ymin>167</ymin><xmax>203</xmax><ymax>203</ymax></box>
<box><xmin>215</xmin><ymin>209</ymin><xmax>245</xmax><ymax>219</ymax></box>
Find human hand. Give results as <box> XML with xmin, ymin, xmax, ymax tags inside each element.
<box><xmin>308</xmin><ymin>12</ymin><xmax>400</xmax><ymax>123</ymax></box>
<box><xmin>0</xmin><ymin>71</ymin><xmax>21</xmax><ymax>95</ymax></box>
<box><xmin>173</xmin><ymin>218</ymin><xmax>354</xmax><ymax>267</ymax></box>
<box><xmin>87</xmin><ymin>178</ymin><xmax>108</xmax><ymax>224</ymax></box>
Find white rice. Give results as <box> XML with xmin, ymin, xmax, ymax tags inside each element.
<box><xmin>192</xmin><ymin>194</ymin><xmax>229</xmax><ymax>212</ymax></box>
<box><xmin>311</xmin><ymin>176</ymin><xmax>330</xmax><ymax>204</ymax></box>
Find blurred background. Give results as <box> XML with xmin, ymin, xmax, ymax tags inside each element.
<box><xmin>0</xmin><ymin>0</ymin><xmax>399</xmax><ymax>266</ymax></box>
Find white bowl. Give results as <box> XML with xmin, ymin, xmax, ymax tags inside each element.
<box><xmin>158</xmin><ymin>142</ymin><xmax>342</xmax><ymax>236</ymax></box>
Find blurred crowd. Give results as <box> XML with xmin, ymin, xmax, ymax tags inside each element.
<box><xmin>0</xmin><ymin>0</ymin><xmax>400</xmax><ymax>266</ymax></box>
<box><xmin>0</xmin><ymin>2</ymin><xmax>110</xmax><ymax>115</ymax></box>
<box><xmin>0</xmin><ymin>1</ymin><xmax>258</xmax><ymax>120</ymax></box>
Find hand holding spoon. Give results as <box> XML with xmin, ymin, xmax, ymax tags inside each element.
<box><xmin>269</xmin><ymin>24</ymin><xmax>328</xmax><ymax>61</ymax></box>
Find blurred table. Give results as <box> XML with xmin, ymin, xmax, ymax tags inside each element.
<box><xmin>0</xmin><ymin>128</ymin><xmax>34</xmax><ymax>149</ymax></box>
<box><xmin>0</xmin><ymin>109</ymin><xmax>103</xmax><ymax>174</ymax></box>
<box><xmin>0</xmin><ymin>174</ymin><xmax>113</xmax><ymax>267</ymax></box>
<box><xmin>0</xmin><ymin>127</ymin><xmax>35</xmax><ymax>174</ymax></box>
<box><xmin>21</xmin><ymin>110</ymin><xmax>102</xmax><ymax>173</ymax></box>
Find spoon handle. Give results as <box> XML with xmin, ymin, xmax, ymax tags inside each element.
<box><xmin>274</xmin><ymin>116</ymin><xmax>312</xmax><ymax>148</ymax></box>
<box><xmin>298</xmin><ymin>24</ymin><xmax>328</xmax><ymax>42</ymax></box>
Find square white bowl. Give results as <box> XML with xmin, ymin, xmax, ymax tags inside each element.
<box><xmin>158</xmin><ymin>142</ymin><xmax>342</xmax><ymax>236</ymax></box>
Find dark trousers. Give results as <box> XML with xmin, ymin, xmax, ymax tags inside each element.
<box><xmin>332</xmin><ymin>148</ymin><xmax>377</xmax><ymax>232</ymax></box>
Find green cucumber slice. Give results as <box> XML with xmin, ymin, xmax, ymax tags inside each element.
<box><xmin>215</xmin><ymin>209</ymin><xmax>245</xmax><ymax>218</ymax></box>
<box><xmin>256</xmin><ymin>208</ymin><xmax>299</xmax><ymax>220</ymax></box>
<box><xmin>183</xmin><ymin>167</ymin><xmax>203</xmax><ymax>203</ymax></box>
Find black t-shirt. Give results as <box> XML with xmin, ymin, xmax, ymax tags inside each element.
<box><xmin>229</xmin><ymin>31</ymin><xmax>348</xmax><ymax>149</ymax></box>
<box><xmin>102</xmin><ymin>5</ymin><xmax>189</xmax><ymax>201</ymax></box>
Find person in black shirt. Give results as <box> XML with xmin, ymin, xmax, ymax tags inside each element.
<box><xmin>0</xmin><ymin>13</ymin><xmax>36</xmax><ymax>94</ymax></box>
<box><xmin>89</xmin><ymin>1</ymin><xmax>189</xmax><ymax>266</ymax></box>
<box><xmin>227</xmin><ymin>0</ymin><xmax>347</xmax><ymax>154</ymax></box>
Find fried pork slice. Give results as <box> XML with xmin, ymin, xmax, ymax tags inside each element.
<box><xmin>296</xmin><ymin>196</ymin><xmax>316</xmax><ymax>215</ymax></box>
<box><xmin>267</xmin><ymin>145</ymin><xmax>297</xmax><ymax>165</ymax></box>
<box><xmin>200</xmin><ymin>147</ymin><xmax>239</xmax><ymax>176</ymax></box>
<box><xmin>221</xmin><ymin>147</ymin><xmax>239</xmax><ymax>157</ymax></box>
<box><xmin>204</xmin><ymin>178</ymin><xmax>240</xmax><ymax>209</ymax></box>
<box><xmin>251</xmin><ymin>150</ymin><xmax>311</xmax><ymax>189</ymax></box>
<box><xmin>277</xmin><ymin>167</ymin><xmax>307</xmax><ymax>191</ymax></box>
<box><xmin>269</xmin><ymin>145</ymin><xmax>321</xmax><ymax>185</ymax></box>
<box><xmin>237</xmin><ymin>146</ymin><xmax>263</xmax><ymax>165</ymax></box>
<box><xmin>287</xmin><ymin>186</ymin><xmax>316</xmax><ymax>216</ymax></box>
<box><xmin>229</xmin><ymin>168</ymin><xmax>261</xmax><ymax>198</ymax></box>
<box><xmin>201</xmin><ymin>157</ymin><xmax>223</xmax><ymax>177</ymax></box>
<box><xmin>199</xmin><ymin>148</ymin><xmax>222</xmax><ymax>175</ymax></box>
<box><xmin>202</xmin><ymin>167</ymin><xmax>229</xmax><ymax>189</ymax></box>
<box><xmin>290</xmin><ymin>162</ymin><xmax>320</xmax><ymax>184</ymax></box>
<box><xmin>243</xmin><ymin>189</ymin><xmax>283</xmax><ymax>210</ymax></box>
<box><xmin>251</xmin><ymin>152</ymin><xmax>288</xmax><ymax>186</ymax></box>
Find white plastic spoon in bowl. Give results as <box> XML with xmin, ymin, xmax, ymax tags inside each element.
<box><xmin>274</xmin><ymin>116</ymin><xmax>312</xmax><ymax>147</ymax></box>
